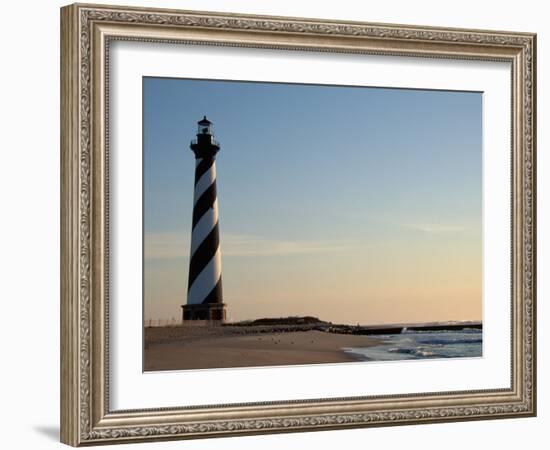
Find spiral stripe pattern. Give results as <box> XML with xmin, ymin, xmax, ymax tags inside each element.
<box><xmin>187</xmin><ymin>156</ymin><xmax>223</xmax><ymax>304</ymax></box>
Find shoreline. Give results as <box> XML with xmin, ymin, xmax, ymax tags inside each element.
<box><xmin>144</xmin><ymin>328</ymin><xmax>381</xmax><ymax>371</ymax></box>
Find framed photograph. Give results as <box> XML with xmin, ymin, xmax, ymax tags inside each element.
<box><xmin>60</xmin><ymin>3</ymin><xmax>536</xmax><ymax>446</ymax></box>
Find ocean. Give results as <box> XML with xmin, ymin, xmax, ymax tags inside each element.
<box><xmin>344</xmin><ymin>329</ymin><xmax>482</xmax><ymax>361</ymax></box>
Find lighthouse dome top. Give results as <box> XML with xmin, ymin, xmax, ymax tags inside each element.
<box><xmin>197</xmin><ymin>116</ymin><xmax>213</xmax><ymax>135</ymax></box>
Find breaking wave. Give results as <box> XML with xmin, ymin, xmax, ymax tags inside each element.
<box><xmin>344</xmin><ymin>330</ymin><xmax>483</xmax><ymax>362</ymax></box>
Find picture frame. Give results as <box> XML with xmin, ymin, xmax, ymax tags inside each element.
<box><xmin>60</xmin><ymin>2</ymin><xmax>536</xmax><ymax>446</ymax></box>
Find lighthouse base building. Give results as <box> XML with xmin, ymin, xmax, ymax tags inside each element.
<box><xmin>181</xmin><ymin>303</ymin><xmax>227</xmax><ymax>321</ymax></box>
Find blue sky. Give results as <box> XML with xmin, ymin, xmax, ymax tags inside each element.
<box><xmin>143</xmin><ymin>77</ymin><xmax>482</xmax><ymax>324</ymax></box>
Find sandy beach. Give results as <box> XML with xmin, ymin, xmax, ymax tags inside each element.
<box><xmin>144</xmin><ymin>326</ymin><xmax>380</xmax><ymax>371</ymax></box>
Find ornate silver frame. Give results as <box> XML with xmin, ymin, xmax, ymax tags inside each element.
<box><xmin>60</xmin><ymin>3</ymin><xmax>536</xmax><ymax>446</ymax></box>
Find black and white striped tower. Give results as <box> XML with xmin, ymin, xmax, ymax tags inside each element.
<box><xmin>182</xmin><ymin>117</ymin><xmax>227</xmax><ymax>322</ymax></box>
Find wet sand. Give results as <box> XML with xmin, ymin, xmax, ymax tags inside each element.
<box><xmin>144</xmin><ymin>328</ymin><xmax>380</xmax><ymax>371</ymax></box>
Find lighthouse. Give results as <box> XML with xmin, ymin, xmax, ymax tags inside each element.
<box><xmin>181</xmin><ymin>117</ymin><xmax>227</xmax><ymax>322</ymax></box>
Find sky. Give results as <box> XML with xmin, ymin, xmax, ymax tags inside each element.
<box><xmin>143</xmin><ymin>77</ymin><xmax>482</xmax><ymax>325</ymax></box>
